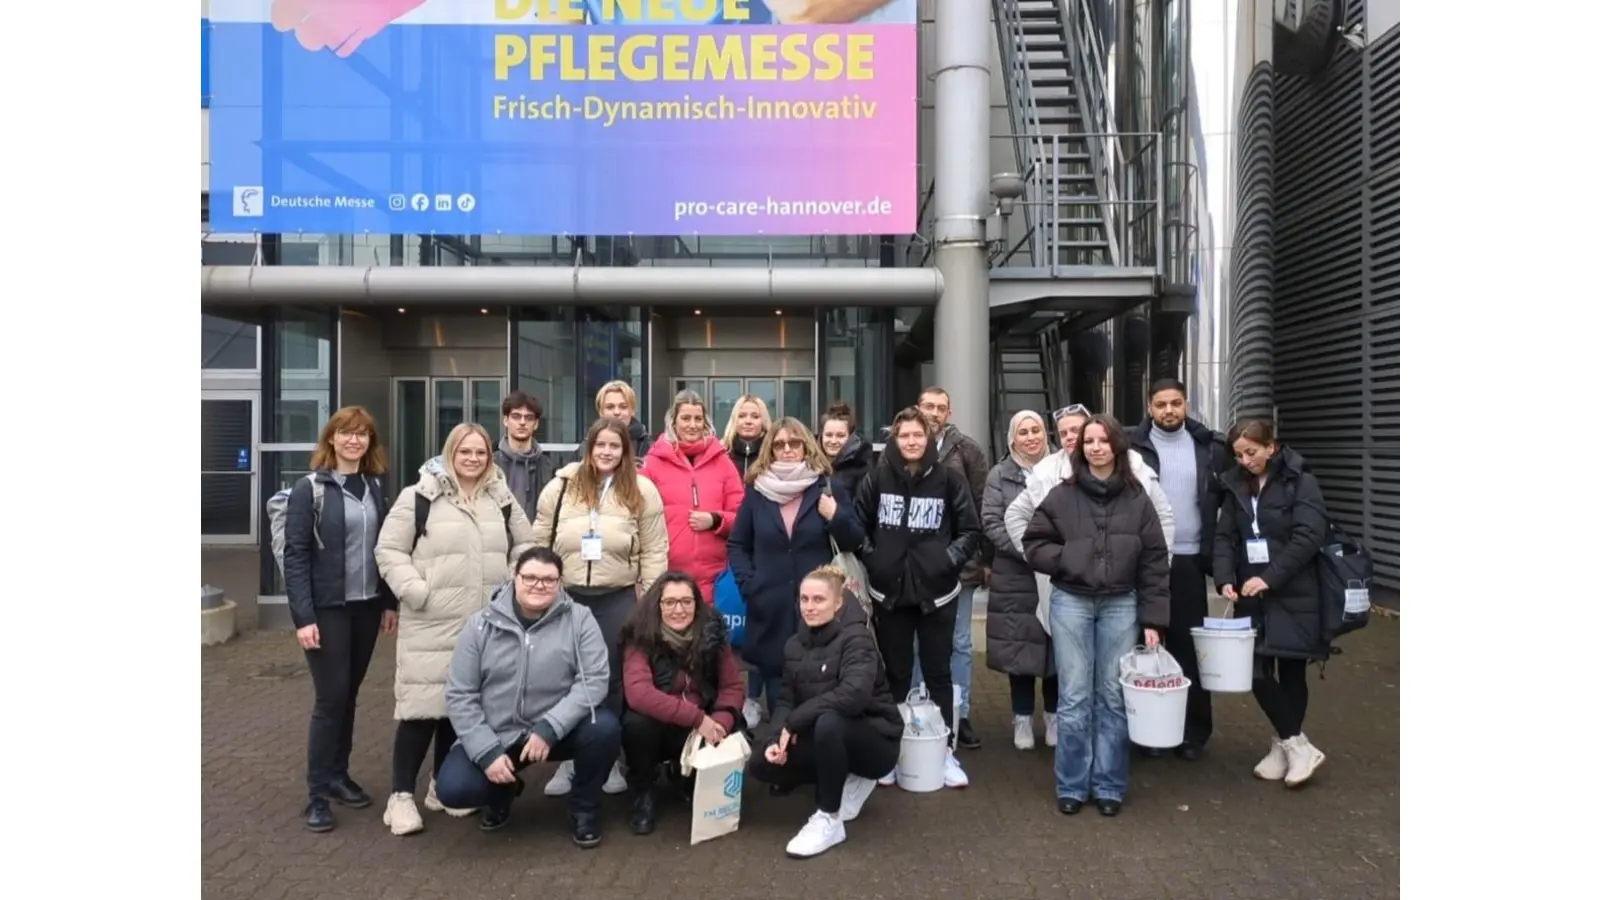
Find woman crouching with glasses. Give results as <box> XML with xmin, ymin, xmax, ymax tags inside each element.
<box><xmin>617</xmin><ymin>572</ymin><xmax>747</xmax><ymax>836</ymax></box>
<box><xmin>749</xmin><ymin>566</ymin><xmax>904</xmax><ymax>859</ymax></box>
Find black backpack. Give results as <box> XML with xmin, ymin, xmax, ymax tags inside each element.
<box><xmin>1289</xmin><ymin>488</ymin><xmax>1374</xmax><ymax>643</ymax></box>
<box><xmin>412</xmin><ymin>494</ymin><xmax>513</xmax><ymax>552</ymax></box>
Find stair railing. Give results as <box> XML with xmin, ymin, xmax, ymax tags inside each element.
<box><xmin>992</xmin><ymin>0</ymin><xmax>1051</xmax><ymax>267</ymax></box>
<box><xmin>1058</xmin><ymin>0</ymin><xmax>1128</xmax><ymax>267</ymax></box>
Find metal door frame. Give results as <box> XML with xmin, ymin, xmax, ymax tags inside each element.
<box><xmin>201</xmin><ymin>389</ymin><xmax>260</xmax><ymax>545</ymax></box>
<box><xmin>392</xmin><ymin>376</ymin><xmax>510</xmax><ymax>470</ymax></box>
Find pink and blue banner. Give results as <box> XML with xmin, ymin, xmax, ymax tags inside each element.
<box><xmin>207</xmin><ymin>0</ymin><xmax>918</xmax><ymax>236</ymax></box>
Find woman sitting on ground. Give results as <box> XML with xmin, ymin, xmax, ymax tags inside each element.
<box><xmin>618</xmin><ymin>572</ymin><xmax>747</xmax><ymax>836</ymax></box>
<box><xmin>748</xmin><ymin>565</ymin><xmax>903</xmax><ymax>860</ymax></box>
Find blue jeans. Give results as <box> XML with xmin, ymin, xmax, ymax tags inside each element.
<box><xmin>911</xmin><ymin>585</ymin><xmax>975</xmax><ymax>719</ymax></box>
<box><xmin>1051</xmin><ymin>589</ymin><xmax>1138</xmax><ymax>803</ymax></box>
<box><xmin>435</xmin><ymin>709</ymin><xmax>622</xmax><ymax>817</ymax></box>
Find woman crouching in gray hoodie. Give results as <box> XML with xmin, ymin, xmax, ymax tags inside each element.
<box><xmin>435</xmin><ymin>547</ymin><xmax>622</xmax><ymax>848</ymax></box>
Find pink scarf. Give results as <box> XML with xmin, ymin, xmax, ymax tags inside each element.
<box><xmin>753</xmin><ymin>461</ymin><xmax>820</xmax><ymax>504</ymax></box>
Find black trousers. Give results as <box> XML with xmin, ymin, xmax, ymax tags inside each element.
<box><xmin>1254</xmin><ymin>657</ymin><xmax>1310</xmax><ymax>740</ymax></box>
<box><xmin>1157</xmin><ymin>553</ymin><xmax>1214</xmax><ymax>747</ymax></box>
<box><xmin>303</xmin><ymin>600</ymin><xmax>383</xmax><ymax>799</ymax></box>
<box><xmin>748</xmin><ymin>713</ymin><xmax>900</xmax><ymax>814</ymax></box>
<box><xmin>393</xmin><ymin>718</ymin><xmax>458</xmax><ymax>795</ymax></box>
<box><xmin>620</xmin><ymin>711</ymin><xmax>693</xmax><ymax>790</ymax></box>
<box><xmin>568</xmin><ymin>585</ymin><xmax>637</xmax><ymax>716</ymax></box>
<box><xmin>875</xmin><ymin>600</ymin><xmax>958</xmax><ymax>747</ymax></box>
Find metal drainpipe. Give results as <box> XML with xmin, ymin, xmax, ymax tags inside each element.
<box><xmin>932</xmin><ymin>0</ymin><xmax>993</xmax><ymax>455</ymax></box>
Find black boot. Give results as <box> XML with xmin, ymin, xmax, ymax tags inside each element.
<box><xmin>327</xmin><ymin>777</ymin><xmax>372</xmax><ymax>809</ymax></box>
<box><xmin>629</xmin><ymin>788</ymin><xmax>657</xmax><ymax>836</ymax></box>
<box><xmin>304</xmin><ymin>797</ymin><xmax>335</xmax><ymax>833</ymax></box>
<box><xmin>957</xmin><ymin>719</ymin><xmax>982</xmax><ymax>750</ymax></box>
<box><xmin>571</xmin><ymin>812</ymin><xmax>603</xmax><ymax>849</ymax></box>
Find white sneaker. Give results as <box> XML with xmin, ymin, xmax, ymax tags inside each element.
<box><xmin>1283</xmin><ymin>734</ymin><xmax>1326</xmax><ymax>788</ymax></box>
<box><xmin>742</xmin><ymin>698</ymin><xmax>764</xmax><ymax>729</ymax></box>
<box><xmin>877</xmin><ymin>767</ymin><xmax>898</xmax><ymax>787</ymax></box>
<box><xmin>424</xmin><ymin>778</ymin><xmax>478</xmax><ymax>817</ymax></box>
<box><xmin>1012</xmin><ymin>715</ymin><xmax>1036</xmax><ymax>750</ymax></box>
<box><xmin>942</xmin><ymin>749</ymin><xmax>969</xmax><ymax>788</ymax></box>
<box><xmin>1044</xmin><ymin>716</ymin><xmax>1058</xmax><ymax>748</ymax></box>
<box><xmin>785</xmin><ymin>810</ymin><xmax>846</xmax><ymax>858</ymax></box>
<box><xmin>382</xmin><ymin>792</ymin><xmax>424</xmax><ymax>836</ymax></box>
<box><xmin>839</xmin><ymin>774</ymin><xmax>877</xmax><ymax>822</ymax></box>
<box><xmin>543</xmin><ymin>760</ymin><xmax>574</xmax><ymax>796</ymax></box>
<box><xmin>603</xmin><ymin>761</ymin><xmax>629</xmax><ymax>795</ymax></box>
<box><xmin>1253</xmin><ymin>738</ymin><xmax>1290</xmax><ymax>781</ymax></box>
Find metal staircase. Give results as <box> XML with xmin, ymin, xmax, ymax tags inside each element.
<box><xmin>990</xmin><ymin>326</ymin><xmax>1071</xmax><ymax>455</ymax></box>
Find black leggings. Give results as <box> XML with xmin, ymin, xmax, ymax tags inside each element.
<box><xmin>747</xmin><ymin>713</ymin><xmax>900</xmax><ymax>814</ymax></box>
<box><xmin>875</xmin><ymin>601</ymin><xmax>958</xmax><ymax>747</ymax></box>
<box><xmin>393</xmin><ymin>718</ymin><xmax>457</xmax><ymax>795</ymax></box>
<box><xmin>1253</xmin><ymin>658</ymin><xmax>1309</xmax><ymax>740</ymax></box>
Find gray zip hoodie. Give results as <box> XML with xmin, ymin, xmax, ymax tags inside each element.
<box><xmin>446</xmin><ymin>581</ymin><xmax>610</xmax><ymax>769</ymax></box>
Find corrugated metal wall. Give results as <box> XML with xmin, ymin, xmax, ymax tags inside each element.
<box><xmin>1270</xmin><ymin>2</ymin><xmax>1401</xmax><ymax>588</ymax></box>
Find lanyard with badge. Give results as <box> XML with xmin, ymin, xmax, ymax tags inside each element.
<box><xmin>1246</xmin><ymin>495</ymin><xmax>1270</xmax><ymax>565</ymax></box>
<box><xmin>581</xmin><ymin>476</ymin><xmax>614</xmax><ymax>562</ymax></box>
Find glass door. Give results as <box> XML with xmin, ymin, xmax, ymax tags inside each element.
<box><xmin>201</xmin><ymin>392</ymin><xmax>258</xmax><ymax>543</ymax></box>
<box><xmin>394</xmin><ymin>377</ymin><xmax>508</xmax><ymax>487</ymax></box>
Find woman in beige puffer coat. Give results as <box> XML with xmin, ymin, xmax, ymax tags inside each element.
<box><xmin>374</xmin><ymin>423</ymin><xmax>535</xmax><ymax>836</ymax></box>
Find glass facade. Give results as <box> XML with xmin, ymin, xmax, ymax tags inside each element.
<box><xmin>512</xmin><ymin>307</ymin><xmax>646</xmax><ymax>447</ymax></box>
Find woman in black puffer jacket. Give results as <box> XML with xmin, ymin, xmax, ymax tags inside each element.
<box><xmin>818</xmin><ymin>401</ymin><xmax>871</xmax><ymax>498</ymax></box>
<box><xmin>1214</xmin><ymin>418</ymin><xmax>1331</xmax><ymax>790</ymax></box>
<box><xmin>1021</xmin><ymin>414</ymin><xmax>1170</xmax><ymax>818</ymax></box>
<box><xmin>748</xmin><ymin>565</ymin><xmax>903</xmax><ymax>860</ymax></box>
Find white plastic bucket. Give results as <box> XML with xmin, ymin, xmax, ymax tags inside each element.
<box><xmin>897</xmin><ymin>728</ymin><xmax>950</xmax><ymax>793</ymax></box>
<box><xmin>1121</xmin><ymin>676</ymin><xmax>1190</xmax><ymax>748</ymax></box>
<box><xmin>1190</xmin><ymin>627</ymin><xmax>1258</xmax><ymax>692</ymax></box>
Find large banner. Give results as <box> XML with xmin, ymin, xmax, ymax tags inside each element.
<box><xmin>208</xmin><ymin>0</ymin><xmax>918</xmax><ymax>236</ymax></box>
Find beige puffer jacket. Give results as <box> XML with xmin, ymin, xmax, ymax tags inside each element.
<box><xmin>376</xmin><ymin>461</ymin><xmax>537</xmax><ymax>721</ymax></box>
<box><xmin>530</xmin><ymin>462</ymin><xmax>669</xmax><ymax>595</ymax></box>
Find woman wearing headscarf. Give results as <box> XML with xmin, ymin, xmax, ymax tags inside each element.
<box><xmin>642</xmin><ymin>390</ymin><xmax>747</xmax><ymax>605</ymax></box>
<box><xmin>722</xmin><ymin>393</ymin><xmax>772</xmax><ymax>481</ymax></box>
<box><xmin>374</xmin><ymin>423</ymin><xmax>537</xmax><ymax>835</ymax></box>
<box><xmin>981</xmin><ymin>410</ymin><xmax>1059</xmax><ymax>751</ymax></box>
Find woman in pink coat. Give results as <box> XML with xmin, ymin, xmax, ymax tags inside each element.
<box><xmin>641</xmin><ymin>390</ymin><xmax>747</xmax><ymax>603</ymax></box>
<box><xmin>640</xmin><ymin>387</ymin><xmax>745</xmax><ymax>602</ymax></box>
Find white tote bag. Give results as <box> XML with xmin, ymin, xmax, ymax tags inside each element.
<box><xmin>830</xmin><ymin>536</ymin><xmax>873</xmax><ymax>616</ymax></box>
<box><xmin>1035</xmin><ymin>573</ymin><xmax>1055</xmax><ymax>636</ymax></box>
<box><xmin>679</xmin><ymin>731</ymin><xmax>753</xmax><ymax>845</ymax></box>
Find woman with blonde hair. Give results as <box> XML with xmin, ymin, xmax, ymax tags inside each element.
<box><xmin>727</xmin><ymin>418</ymin><xmax>864</xmax><ymax>722</ymax></box>
<box><xmin>642</xmin><ymin>390</ymin><xmax>746</xmax><ymax>604</ymax></box>
<box><xmin>722</xmin><ymin>393</ymin><xmax>772</xmax><ymax>480</ymax></box>
<box><xmin>532</xmin><ymin>416</ymin><xmax>669</xmax><ymax>797</ymax></box>
<box><xmin>374</xmin><ymin>423</ymin><xmax>537</xmax><ymax>836</ymax></box>
<box><xmin>284</xmin><ymin>405</ymin><xmax>397</xmax><ymax>833</ymax></box>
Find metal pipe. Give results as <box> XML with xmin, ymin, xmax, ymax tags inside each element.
<box><xmin>201</xmin><ymin>265</ymin><xmax>943</xmax><ymax>308</ymax></box>
<box><xmin>932</xmin><ymin>0</ymin><xmax>993</xmax><ymax>454</ymax></box>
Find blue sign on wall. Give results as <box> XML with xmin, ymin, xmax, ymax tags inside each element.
<box><xmin>201</xmin><ymin>19</ymin><xmax>211</xmax><ymax>108</ymax></box>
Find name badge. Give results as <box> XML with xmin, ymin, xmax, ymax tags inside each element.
<box><xmin>1344</xmin><ymin>586</ymin><xmax>1371</xmax><ymax>615</ymax></box>
<box><xmin>1245</xmin><ymin>538</ymin><xmax>1270</xmax><ymax>564</ymax></box>
<box><xmin>581</xmin><ymin>534</ymin><xmax>604</xmax><ymax>562</ymax></box>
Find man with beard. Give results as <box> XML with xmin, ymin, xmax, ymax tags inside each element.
<box><xmin>910</xmin><ymin>387</ymin><xmax>991</xmax><ymax>750</ymax></box>
<box><xmin>595</xmin><ymin>381</ymin><xmax>655</xmax><ymax>459</ymax></box>
<box><xmin>495</xmin><ymin>391</ymin><xmax>555</xmax><ymax>525</ymax></box>
<box><xmin>1127</xmin><ymin>379</ymin><xmax>1231</xmax><ymax>760</ymax></box>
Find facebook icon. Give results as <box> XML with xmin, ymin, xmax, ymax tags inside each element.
<box><xmin>233</xmin><ymin>186</ymin><xmax>264</xmax><ymax>218</ymax></box>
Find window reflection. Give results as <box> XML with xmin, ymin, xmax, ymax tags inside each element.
<box><xmin>272</xmin><ymin>309</ymin><xmax>333</xmax><ymax>444</ymax></box>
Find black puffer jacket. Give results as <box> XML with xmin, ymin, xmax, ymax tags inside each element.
<box><xmin>771</xmin><ymin>597</ymin><xmax>903</xmax><ymax>741</ymax></box>
<box><xmin>981</xmin><ymin>457</ymin><xmax>1052</xmax><ymax>677</ymax></box>
<box><xmin>727</xmin><ymin>433</ymin><xmax>765</xmax><ymax>481</ymax></box>
<box><xmin>1021</xmin><ymin>466</ymin><xmax>1172</xmax><ymax>629</ymax></box>
<box><xmin>1213</xmin><ymin>446</ymin><xmax>1330</xmax><ymax>660</ymax></box>
<box><xmin>853</xmin><ymin>441</ymin><xmax>982</xmax><ymax>612</ymax></box>
<box><xmin>828</xmin><ymin>433</ymin><xmax>872</xmax><ymax>499</ymax></box>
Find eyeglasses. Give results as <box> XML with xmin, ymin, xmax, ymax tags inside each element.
<box><xmin>334</xmin><ymin>430</ymin><xmax>371</xmax><ymax>440</ymax></box>
<box><xmin>1052</xmin><ymin>404</ymin><xmax>1090</xmax><ymax>421</ymax></box>
<box><xmin>517</xmin><ymin>574</ymin><xmax>560</xmax><ymax>589</ymax></box>
<box><xmin>659</xmin><ymin>598</ymin><xmax>696</xmax><ymax>610</ymax></box>
<box><xmin>771</xmin><ymin>439</ymin><xmax>804</xmax><ymax>452</ymax></box>
<box><xmin>507</xmin><ymin>413</ymin><xmax>538</xmax><ymax>423</ymax></box>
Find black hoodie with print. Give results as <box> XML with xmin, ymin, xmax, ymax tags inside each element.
<box><xmin>852</xmin><ymin>439</ymin><xmax>982</xmax><ymax>612</ymax></box>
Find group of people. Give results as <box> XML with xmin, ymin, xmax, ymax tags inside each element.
<box><xmin>279</xmin><ymin>375</ymin><xmax>1336</xmax><ymax>856</ymax></box>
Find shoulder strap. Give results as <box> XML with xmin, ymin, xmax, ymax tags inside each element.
<box><xmin>501</xmin><ymin>501</ymin><xmax>514</xmax><ymax>545</ymax></box>
<box><xmin>550</xmin><ymin>476</ymin><xmax>568</xmax><ymax>544</ymax></box>
<box><xmin>412</xmin><ymin>494</ymin><xmax>432</xmax><ymax>551</ymax></box>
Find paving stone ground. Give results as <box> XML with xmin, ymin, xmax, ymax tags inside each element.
<box><xmin>202</xmin><ymin>617</ymin><xmax>1400</xmax><ymax>900</ymax></box>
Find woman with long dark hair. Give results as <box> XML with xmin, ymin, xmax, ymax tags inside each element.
<box><xmin>817</xmin><ymin>401</ymin><xmax>871</xmax><ymax>498</ymax></box>
<box><xmin>1214</xmin><ymin>418</ymin><xmax>1331</xmax><ymax>788</ymax></box>
<box><xmin>1021</xmin><ymin>415</ymin><xmax>1170</xmax><ymax>817</ymax></box>
<box><xmin>284</xmin><ymin>405</ymin><xmax>398</xmax><ymax>833</ymax></box>
<box><xmin>617</xmin><ymin>572</ymin><xmax>747</xmax><ymax>835</ymax></box>
<box><xmin>531</xmin><ymin>416</ymin><xmax>670</xmax><ymax>797</ymax></box>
